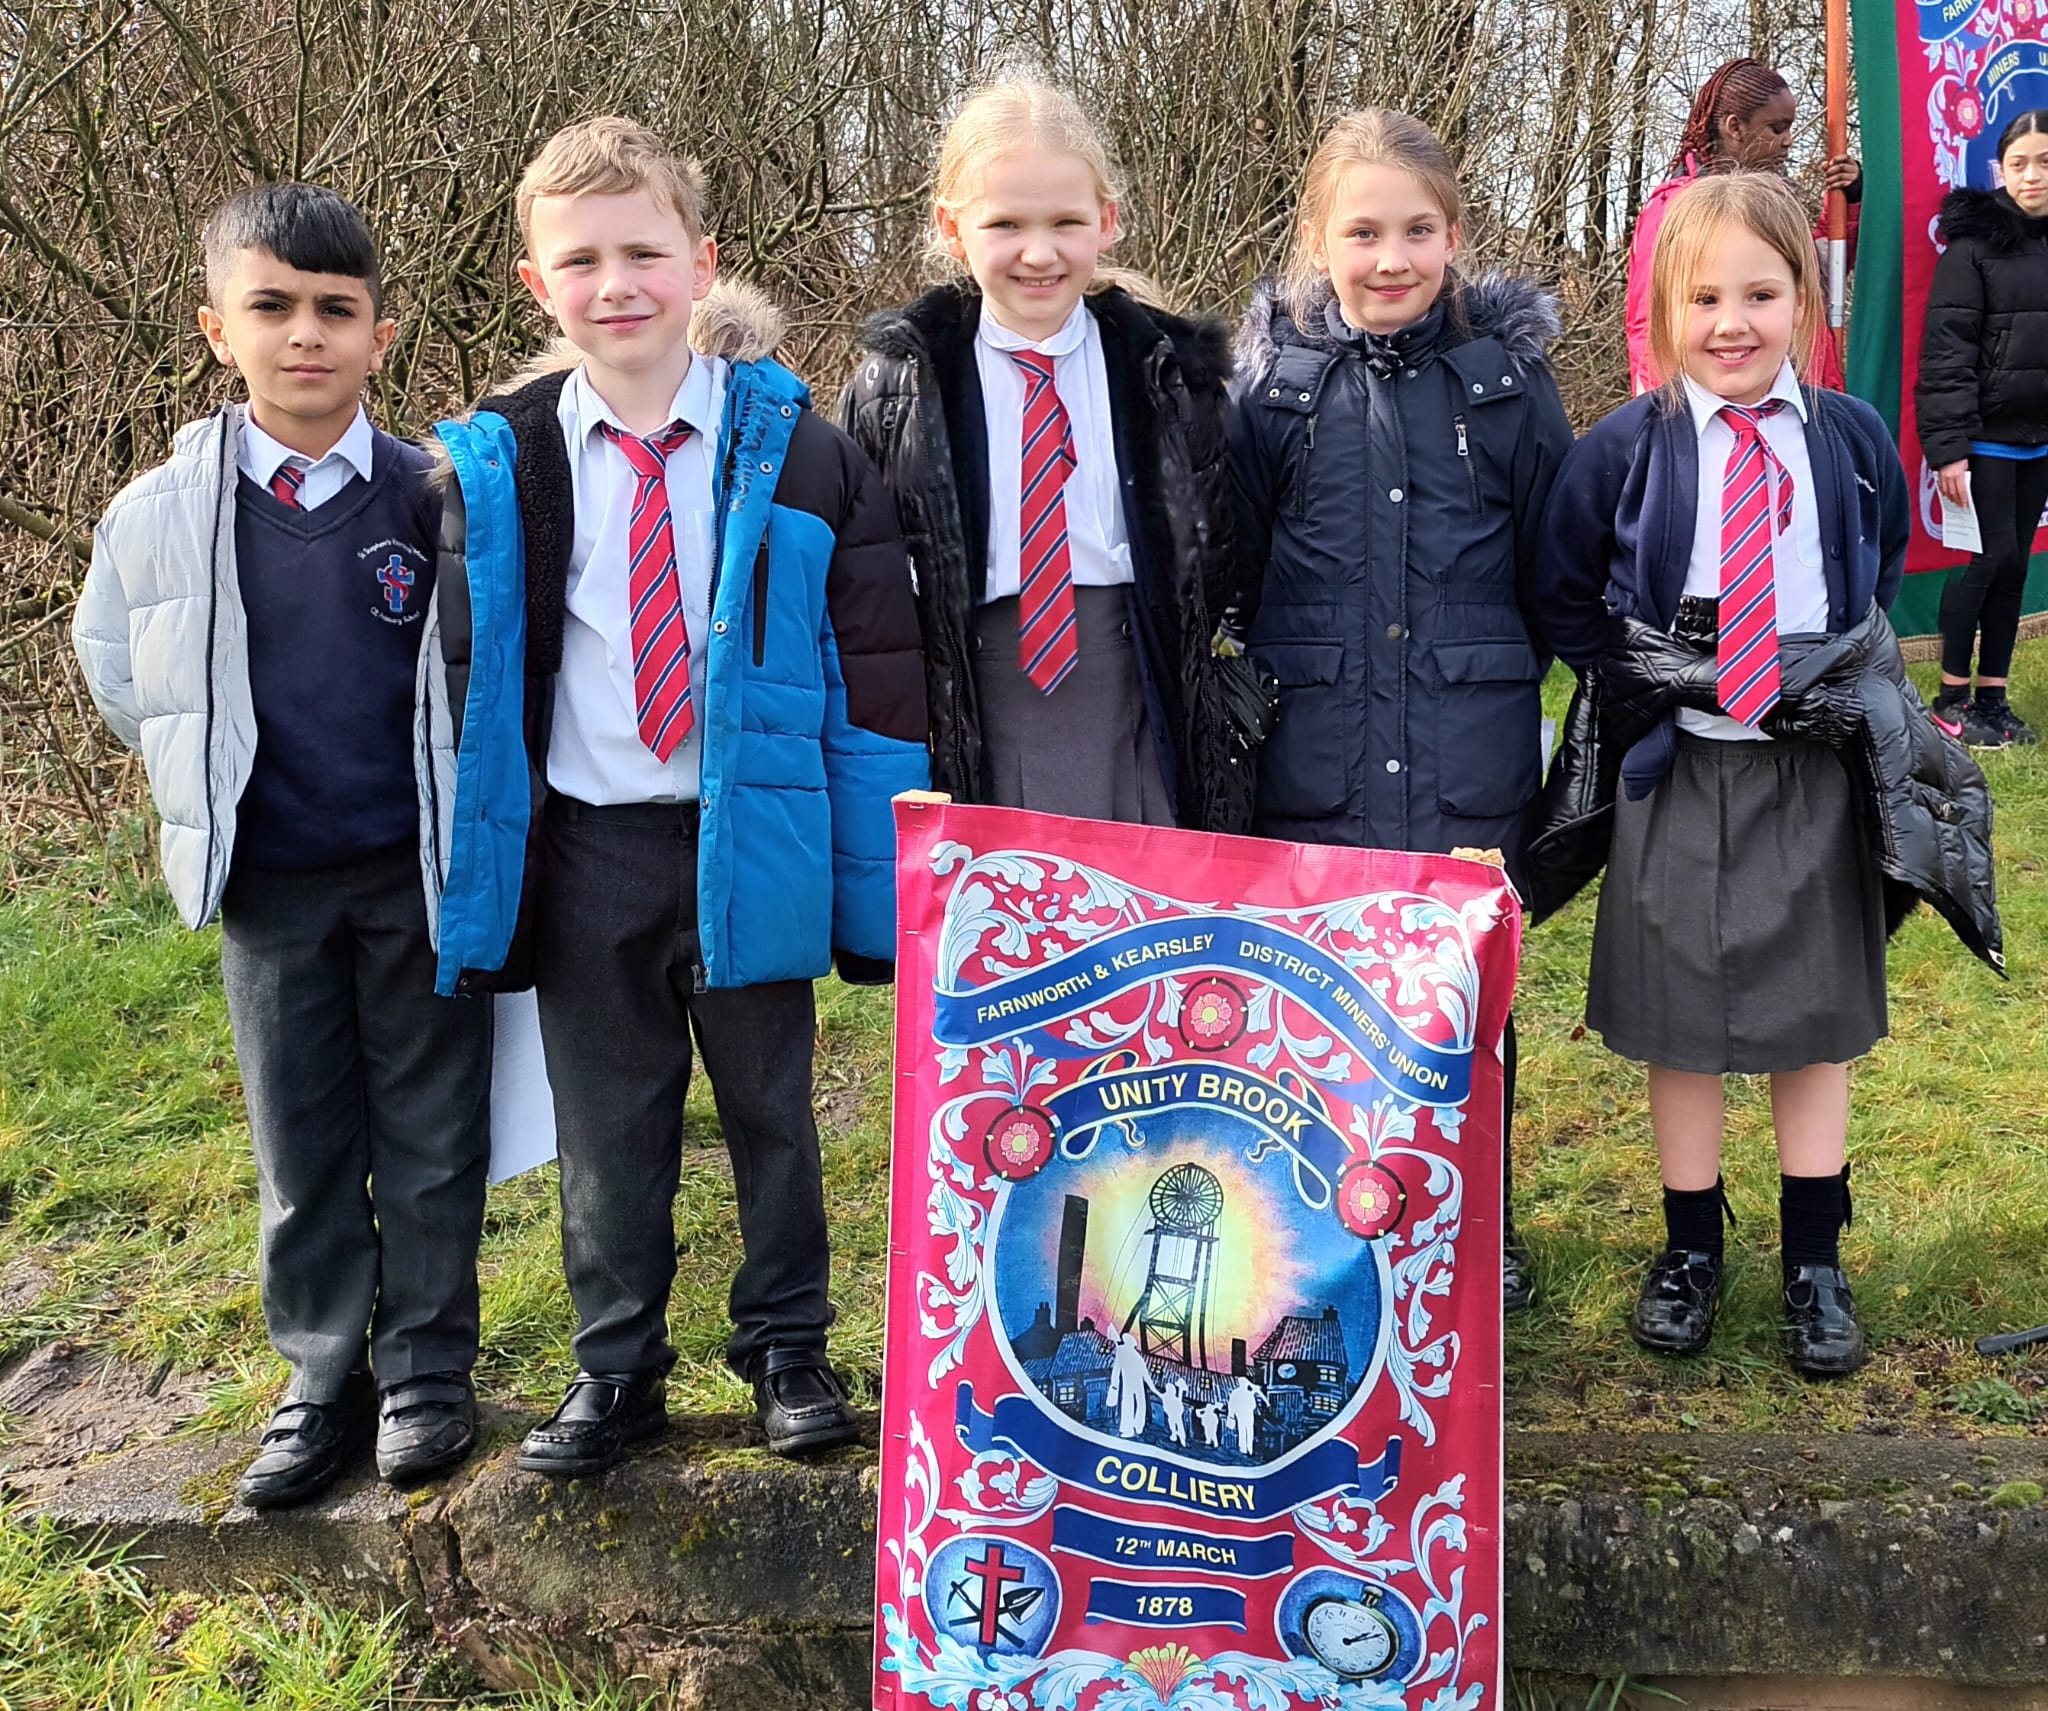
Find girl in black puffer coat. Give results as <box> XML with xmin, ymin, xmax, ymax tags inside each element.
<box><xmin>838</xmin><ymin>78</ymin><xmax>1245</xmax><ymax>833</ymax></box>
<box><xmin>1229</xmin><ymin>109</ymin><xmax>1576</xmax><ymax>1314</ymax></box>
<box><xmin>1915</xmin><ymin>108</ymin><xmax>2048</xmax><ymax>748</ymax></box>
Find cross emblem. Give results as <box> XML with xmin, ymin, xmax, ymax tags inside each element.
<box><xmin>377</xmin><ymin>554</ymin><xmax>415</xmax><ymax>613</ymax></box>
<box><xmin>946</xmin><ymin>1542</ymin><xmax>1038</xmax><ymax>1648</ymax></box>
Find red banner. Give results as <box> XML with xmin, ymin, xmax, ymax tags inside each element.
<box><xmin>1893</xmin><ymin>0</ymin><xmax>2048</xmax><ymax>570</ymax></box>
<box><xmin>875</xmin><ymin>801</ymin><xmax>1518</xmax><ymax>1711</ymax></box>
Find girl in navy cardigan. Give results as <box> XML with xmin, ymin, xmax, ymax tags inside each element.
<box><xmin>1536</xmin><ymin>173</ymin><xmax>1910</xmax><ymax>1380</ymax></box>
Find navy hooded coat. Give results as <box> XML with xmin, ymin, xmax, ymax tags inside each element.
<box><xmin>1227</xmin><ymin>273</ymin><xmax>1576</xmax><ymax>867</ymax></box>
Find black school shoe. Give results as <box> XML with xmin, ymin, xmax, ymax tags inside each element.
<box><xmin>752</xmin><ymin>1347</ymin><xmax>859</xmax><ymax>1456</ymax></box>
<box><xmin>1502</xmin><ymin>1226</ymin><xmax>1534</xmax><ymax>1316</ymax></box>
<box><xmin>516</xmin><ymin>1370</ymin><xmax>667</xmax><ymax>1476</ymax></box>
<box><xmin>376</xmin><ymin>1372</ymin><xmax>478</xmax><ymax>1485</ymax></box>
<box><xmin>1784</xmin><ymin>1264</ymin><xmax>1869</xmax><ymax>1378</ymax></box>
<box><xmin>1628</xmin><ymin>1248</ymin><xmax>1723</xmax><ymax>1355</ymax></box>
<box><xmin>237</xmin><ymin>1369</ymin><xmax>376</xmax><ymax>1510</ymax></box>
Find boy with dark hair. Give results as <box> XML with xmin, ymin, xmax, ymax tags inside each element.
<box><xmin>424</xmin><ymin>117</ymin><xmax>927</xmax><ymax>1473</ymax></box>
<box><xmin>73</xmin><ymin>182</ymin><xmax>493</xmax><ymax>1508</ymax></box>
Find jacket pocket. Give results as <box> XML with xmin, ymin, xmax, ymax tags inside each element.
<box><xmin>1251</xmin><ymin>637</ymin><xmax>1347</xmax><ymax>823</ymax></box>
<box><xmin>1434</xmin><ymin>637</ymin><xmax>1544</xmax><ymax>818</ymax></box>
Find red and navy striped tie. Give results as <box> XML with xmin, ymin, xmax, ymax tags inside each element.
<box><xmin>601</xmin><ymin>420</ymin><xmax>697</xmax><ymax>761</ymax></box>
<box><xmin>1012</xmin><ymin>351</ymin><xmax>1079</xmax><ymax>694</ymax></box>
<box><xmin>1716</xmin><ymin>402</ymin><xmax>1793</xmax><ymax>727</ymax></box>
<box><xmin>269</xmin><ymin>461</ymin><xmax>305</xmax><ymax>508</ymax></box>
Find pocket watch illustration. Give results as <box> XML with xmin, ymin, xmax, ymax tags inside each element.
<box><xmin>1302</xmin><ymin>1584</ymin><xmax>1400</xmax><ymax>1678</ymax></box>
<box><xmin>1276</xmin><ymin>1567</ymin><xmax>1424</xmax><ymax>1684</ymax></box>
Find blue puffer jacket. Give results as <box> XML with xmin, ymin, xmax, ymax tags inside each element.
<box><xmin>418</xmin><ymin>283</ymin><xmax>929</xmax><ymax>996</ymax></box>
<box><xmin>1228</xmin><ymin>273</ymin><xmax>1576</xmax><ymax>870</ymax></box>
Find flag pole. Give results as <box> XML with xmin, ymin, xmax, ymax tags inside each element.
<box><xmin>1826</xmin><ymin>0</ymin><xmax>1851</xmax><ymax>357</ymax></box>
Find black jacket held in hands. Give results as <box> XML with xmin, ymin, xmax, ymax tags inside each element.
<box><xmin>836</xmin><ymin>283</ymin><xmax>1250</xmax><ymax>832</ymax></box>
<box><xmin>1525</xmin><ymin>608</ymin><xmax>2003</xmax><ymax>974</ymax></box>
<box><xmin>1916</xmin><ymin>187</ymin><xmax>2048</xmax><ymax>467</ymax></box>
<box><xmin>1227</xmin><ymin>273</ymin><xmax>1575</xmax><ymax>869</ymax></box>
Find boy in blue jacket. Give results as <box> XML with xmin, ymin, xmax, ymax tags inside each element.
<box><xmin>424</xmin><ymin>117</ymin><xmax>928</xmax><ymax>1471</ymax></box>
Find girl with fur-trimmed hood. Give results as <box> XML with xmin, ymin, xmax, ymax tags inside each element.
<box><xmin>838</xmin><ymin>78</ymin><xmax>1246</xmax><ymax>833</ymax></box>
<box><xmin>1227</xmin><ymin>108</ymin><xmax>1576</xmax><ymax>1312</ymax></box>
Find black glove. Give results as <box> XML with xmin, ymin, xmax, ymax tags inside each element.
<box><xmin>1598</xmin><ymin>619</ymin><xmax>1722</xmax><ymax>751</ymax></box>
<box><xmin>1762</xmin><ymin>679</ymin><xmax>1862</xmax><ymax>748</ymax></box>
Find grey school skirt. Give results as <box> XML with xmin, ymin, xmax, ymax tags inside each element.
<box><xmin>1586</xmin><ymin>731</ymin><xmax>1888</xmax><ymax>1074</ymax></box>
<box><xmin>972</xmin><ymin>585</ymin><xmax>1175</xmax><ymax>826</ymax></box>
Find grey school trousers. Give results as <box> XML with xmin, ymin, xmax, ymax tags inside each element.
<box><xmin>531</xmin><ymin>794</ymin><xmax>833</xmax><ymax>1381</ymax></box>
<box><xmin>220</xmin><ymin>843</ymin><xmax>493</xmax><ymax>1402</ymax></box>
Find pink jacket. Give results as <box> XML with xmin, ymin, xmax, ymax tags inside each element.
<box><xmin>1624</xmin><ymin>158</ymin><xmax>1855</xmax><ymax>394</ymax></box>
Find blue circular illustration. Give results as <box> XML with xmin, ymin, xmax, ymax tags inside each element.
<box><xmin>1276</xmin><ymin>1568</ymin><xmax>1425</xmax><ymax>1683</ymax></box>
<box><xmin>924</xmin><ymin>1536</ymin><xmax>1061</xmax><ymax>1657</ymax></box>
<box><xmin>989</xmin><ymin>1112</ymin><xmax>1390</xmax><ymax>1473</ymax></box>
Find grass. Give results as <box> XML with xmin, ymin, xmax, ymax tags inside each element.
<box><xmin>0</xmin><ymin>1499</ymin><xmax>661</xmax><ymax>1709</ymax></box>
<box><xmin>2</xmin><ymin>647</ymin><xmax>2046</xmax><ymax>1443</ymax></box>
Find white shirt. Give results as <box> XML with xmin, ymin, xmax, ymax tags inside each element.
<box><xmin>548</xmin><ymin>357</ymin><xmax>725</xmax><ymax>804</ymax></box>
<box><xmin>237</xmin><ymin>405</ymin><xmax>374</xmax><ymax>512</ymax></box>
<box><xmin>976</xmin><ymin>300</ymin><xmax>1133</xmax><ymax>602</ymax></box>
<box><xmin>1678</xmin><ymin>364</ymin><xmax>1830</xmax><ymax>742</ymax></box>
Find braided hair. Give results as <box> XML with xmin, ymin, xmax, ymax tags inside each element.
<box><xmin>1673</xmin><ymin>58</ymin><xmax>1791</xmax><ymax>172</ymax></box>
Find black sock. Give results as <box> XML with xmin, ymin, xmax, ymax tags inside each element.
<box><xmin>1780</xmin><ymin>1166</ymin><xmax>1851</xmax><ymax>1271</ymax></box>
<box><xmin>1935</xmin><ymin>683</ymin><xmax>1971</xmax><ymax>711</ymax></box>
<box><xmin>1663</xmin><ymin>1178</ymin><xmax>1730</xmax><ymax>1259</ymax></box>
<box><xmin>1976</xmin><ymin>686</ymin><xmax>2010</xmax><ymax>715</ymax></box>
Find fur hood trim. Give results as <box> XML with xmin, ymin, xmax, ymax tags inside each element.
<box><xmin>1937</xmin><ymin>186</ymin><xmax>2048</xmax><ymax>253</ymax></box>
<box><xmin>426</xmin><ymin>280</ymin><xmax>789</xmax><ymax>489</ymax></box>
<box><xmin>1234</xmin><ymin>270</ymin><xmax>1563</xmax><ymax>375</ymax></box>
<box><xmin>858</xmin><ymin>281</ymin><xmax>1232</xmax><ymax>392</ymax></box>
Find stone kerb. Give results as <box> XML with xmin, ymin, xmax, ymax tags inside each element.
<box><xmin>14</xmin><ymin>1423</ymin><xmax>2048</xmax><ymax>1707</ymax></box>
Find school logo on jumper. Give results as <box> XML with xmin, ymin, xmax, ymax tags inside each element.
<box><xmin>378</xmin><ymin>555</ymin><xmax>414</xmax><ymax>613</ymax></box>
<box><xmin>877</xmin><ymin>802</ymin><xmax>1519</xmax><ymax>1711</ymax></box>
<box><xmin>358</xmin><ymin>538</ymin><xmax>425</xmax><ymax>626</ymax></box>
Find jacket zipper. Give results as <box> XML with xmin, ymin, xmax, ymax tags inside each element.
<box><xmin>751</xmin><ymin>540</ymin><xmax>770</xmax><ymax>667</ymax></box>
<box><xmin>1455</xmin><ymin>414</ymin><xmax>1480</xmax><ymax>513</ymax></box>
<box><xmin>202</xmin><ymin>407</ymin><xmax>232</xmax><ymax>921</ymax></box>
<box><xmin>697</xmin><ymin>414</ymin><xmax>749</xmax><ymax>993</ymax></box>
<box><xmin>1289</xmin><ymin>413</ymin><xmax>1317</xmax><ymax>519</ymax></box>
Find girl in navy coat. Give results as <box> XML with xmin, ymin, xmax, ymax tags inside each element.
<box><xmin>1535</xmin><ymin>173</ymin><xmax>1912</xmax><ymax>1379</ymax></box>
<box><xmin>1229</xmin><ymin>109</ymin><xmax>1576</xmax><ymax>1314</ymax></box>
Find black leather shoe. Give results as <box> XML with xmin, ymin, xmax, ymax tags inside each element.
<box><xmin>376</xmin><ymin>1372</ymin><xmax>478</xmax><ymax>1484</ymax></box>
<box><xmin>1629</xmin><ymin>1248</ymin><xmax>1722</xmax><ymax>1354</ymax></box>
<box><xmin>237</xmin><ymin>1370</ymin><xmax>375</xmax><ymax>1510</ymax></box>
<box><xmin>752</xmin><ymin>1348</ymin><xmax>858</xmax><ymax>1456</ymax></box>
<box><xmin>516</xmin><ymin>1370</ymin><xmax>666</xmax><ymax>1476</ymax></box>
<box><xmin>1784</xmin><ymin>1264</ymin><xmax>1868</xmax><ymax>1378</ymax></box>
<box><xmin>1503</xmin><ymin>1224</ymin><xmax>1534</xmax><ymax>1316</ymax></box>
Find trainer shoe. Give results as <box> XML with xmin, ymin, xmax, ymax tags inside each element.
<box><xmin>1976</xmin><ymin>701</ymin><xmax>2038</xmax><ymax>746</ymax></box>
<box><xmin>1929</xmin><ymin>699</ymin><xmax>1970</xmax><ymax>743</ymax></box>
<box><xmin>1956</xmin><ymin>701</ymin><xmax>2009</xmax><ymax>749</ymax></box>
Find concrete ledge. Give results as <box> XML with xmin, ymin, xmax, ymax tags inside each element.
<box><xmin>1503</xmin><ymin>1434</ymin><xmax>2048</xmax><ymax>1684</ymax></box>
<box><xmin>15</xmin><ymin>1423</ymin><xmax>2048</xmax><ymax>1705</ymax></box>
